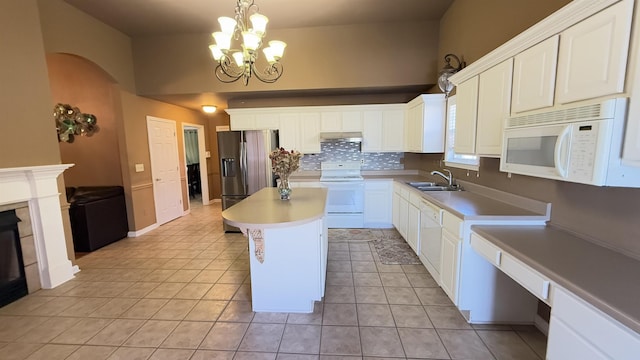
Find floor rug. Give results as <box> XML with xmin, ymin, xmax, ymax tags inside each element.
<box><xmin>328</xmin><ymin>228</ymin><xmax>382</xmax><ymax>242</ymax></box>
<box><xmin>372</xmin><ymin>238</ymin><xmax>422</xmax><ymax>265</ymax></box>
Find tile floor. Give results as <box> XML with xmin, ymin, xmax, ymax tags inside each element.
<box><xmin>0</xmin><ymin>199</ymin><xmax>547</xmax><ymax>359</ymax></box>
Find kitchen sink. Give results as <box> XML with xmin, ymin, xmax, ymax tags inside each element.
<box><xmin>406</xmin><ymin>181</ymin><xmax>463</xmax><ymax>192</ymax></box>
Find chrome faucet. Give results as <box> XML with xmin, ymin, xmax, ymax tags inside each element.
<box><xmin>430</xmin><ymin>169</ymin><xmax>453</xmax><ymax>187</ymax></box>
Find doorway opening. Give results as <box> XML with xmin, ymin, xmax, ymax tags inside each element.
<box><xmin>183</xmin><ymin>123</ymin><xmax>210</xmax><ymax>211</ymax></box>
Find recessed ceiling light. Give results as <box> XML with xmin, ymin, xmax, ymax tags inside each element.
<box><xmin>202</xmin><ymin>105</ymin><xmax>217</xmax><ymax>114</ymax></box>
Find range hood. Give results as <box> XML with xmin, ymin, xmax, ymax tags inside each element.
<box><xmin>319</xmin><ymin>132</ymin><xmax>363</xmax><ymax>142</ymax></box>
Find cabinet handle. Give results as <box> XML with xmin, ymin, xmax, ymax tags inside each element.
<box><xmin>495</xmin><ymin>251</ymin><xmax>502</xmax><ymax>266</ymax></box>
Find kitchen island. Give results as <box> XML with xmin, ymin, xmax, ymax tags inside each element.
<box><xmin>222</xmin><ymin>187</ymin><xmax>328</xmax><ymax>313</ymax></box>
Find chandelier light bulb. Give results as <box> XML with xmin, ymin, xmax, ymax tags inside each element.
<box><xmin>268</xmin><ymin>40</ymin><xmax>286</xmax><ymax>59</ymax></box>
<box><xmin>250</xmin><ymin>13</ymin><xmax>268</xmax><ymax>35</ymax></box>
<box><xmin>209</xmin><ymin>45</ymin><xmax>224</xmax><ymax>60</ymax></box>
<box><xmin>213</xmin><ymin>32</ymin><xmax>232</xmax><ymax>51</ymax></box>
<box><xmin>263</xmin><ymin>46</ymin><xmax>276</xmax><ymax>63</ymax></box>
<box><xmin>242</xmin><ymin>31</ymin><xmax>261</xmax><ymax>51</ymax></box>
<box><xmin>218</xmin><ymin>17</ymin><xmax>237</xmax><ymax>35</ymax></box>
<box><xmin>232</xmin><ymin>52</ymin><xmax>245</xmax><ymax>67</ymax></box>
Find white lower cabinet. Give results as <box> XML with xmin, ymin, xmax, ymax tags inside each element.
<box><xmin>548</xmin><ymin>287</ymin><xmax>640</xmax><ymax>360</ymax></box>
<box><xmin>440</xmin><ymin>210</ymin><xmax>462</xmax><ymax>303</ymax></box>
<box><xmin>364</xmin><ymin>180</ymin><xmax>392</xmax><ymax>228</ymax></box>
<box><xmin>406</xmin><ymin>193</ymin><xmax>421</xmax><ymax>254</ymax></box>
<box><xmin>419</xmin><ymin>199</ymin><xmax>442</xmax><ymax>281</ymax></box>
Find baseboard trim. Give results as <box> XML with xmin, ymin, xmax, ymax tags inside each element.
<box><xmin>534</xmin><ymin>314</ymin><xmax>549</xmax><ymax>336</ymax></box>
<box><xmin>72</xmin><ymin>265</ymin><xmax>80</xmax><ymax>274</ymax></box>
<box><xmin>128</xmin><ymin>223</ymin><xmax>158</xmax><ymax>237</ymax></box>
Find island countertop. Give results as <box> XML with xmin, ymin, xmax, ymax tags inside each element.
<box><xmin>222</xmin><ymin>187</ymin><xmax>328</xmax><ymax>229</ymax></box>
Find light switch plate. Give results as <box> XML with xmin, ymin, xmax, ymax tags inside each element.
<box><xmin>135</xmin><ymin>163</ymin><xmax>144</xmax><ymax>172</ymax></box>
<box><xmin>205</xmin><ymin>151</ymin><xmax>211</xmax><ymax>158</ymax></box>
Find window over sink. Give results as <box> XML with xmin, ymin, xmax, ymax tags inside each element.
<box><xmin>444</xmin><ymin>96</ymin><xmax>479</xmax><ymax>170</ymax></box>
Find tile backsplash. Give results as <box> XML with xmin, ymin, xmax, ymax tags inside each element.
<box><xmin>300</xmin><ymin>141</ymin><xmax>404</xmax><ymax>170</ymax></box>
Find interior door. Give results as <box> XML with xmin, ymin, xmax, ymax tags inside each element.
<box><xmin>147</xmin><ymin>117</ymin><xmax>183</xmax><ymax>225</ymax></box>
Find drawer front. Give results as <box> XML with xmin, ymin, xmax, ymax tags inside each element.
<box><xmin>470</xmin><ymin>233</ymin><xmax>502</xmax><ymax>267</ymax></box>
<box><xmin>500</xmin><ymin>253</ymin><xmax>550</xmax><ymax>301</ymax></box>
<box><xmin>551</xmin><ymin>287</ymin><xmax>640</xmax><ymax>360</ymax></box>
<box><xmin>442</xmin><ymin>211</ymin><xmax>463</xmax><ymax>238</ymax></box>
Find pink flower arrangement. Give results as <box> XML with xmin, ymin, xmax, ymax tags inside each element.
<box><xmin>269</xmin><ymin>148</ymin><xmax>302</xmax><ymax>176</ymax></box>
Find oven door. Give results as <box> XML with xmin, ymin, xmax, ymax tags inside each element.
<box><xmin>500</xmin><ymin>123</ymin><xmax>572</xmax><ymax>180</ymax></box>
<box><xmin>321</xmin><ymin>181</ymin><xmax>364</xmax><ymax>213</ymax></box>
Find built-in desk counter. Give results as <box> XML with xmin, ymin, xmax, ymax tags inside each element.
<box><xmin>221</xmin><ymin>187</ymin><xmax>328</xmax><ymax>313</ymax></box>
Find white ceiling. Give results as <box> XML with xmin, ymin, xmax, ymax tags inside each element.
<box><xmin>63</xmin><ymin>0</ymin><xmax>453</xmax><ymax>37</ymax></box>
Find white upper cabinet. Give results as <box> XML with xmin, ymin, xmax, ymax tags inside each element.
<box><xmin>320</xmin><ymin>110</ymin><xmax>364</xmax><ymax>132</ymax></box>
<box><xmin>476</xmin><ymin>59</ymin><xmax>513</xmax><ymax>156</ymax></box>
<box><xmin>278</xmin><ymin>113</ymin><xmax>300</xmax><ymax>151</ymax></box>
<box><xmin>511</xmin><ymin>35</ymin><xmax>559</xmax><ymax>113</ymax></box>
<box><xmin>555</xmin><ymin>1</ymin><xmax>633</xmax><ymax>104</ymax></box>
<box><xmin>454</xmin><ymin>76</ymin><xmax>479</xmax><ymax>155</ymax></box>
<box><xmin>227</xmin><ymin>111</ymin><xmax>279</xmax><ymax>130</ymax></box>
<box><xmin>362</xmin><ymin>106</ymin><xmax>405</xmax><ymax>152</ymax></box>
<box><xmin>405</xmin><ymin>94</ymin><xmax>446</xmax><ymax>153</ymax></box>
<box><xmin>382</xmin><ymin>109</ymin><xmax>405</xmax><ymax>152</ymax></box>
<box><xmin>298</xmin><ymin>112</ymin><xmax>321</xmax><ymax>153</ymax></box>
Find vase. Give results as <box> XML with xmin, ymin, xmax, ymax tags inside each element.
<box><xmin>278</xmin><ymin>174</ymin><xmax>291</xmax><ymax>200</ymax></box>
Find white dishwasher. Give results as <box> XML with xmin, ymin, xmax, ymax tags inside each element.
<box><xmin>419</xmin><ymin>199</ymin><xmax>443</xmax><ymax>281</ymax></box>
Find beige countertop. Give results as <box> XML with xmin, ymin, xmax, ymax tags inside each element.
<box><xmin>290</xmin><ymin>172</ymin><xmax>550</xmax><ymax>220</ymax></box>
<box><xmin>222</xmin><ymin>187</ymin><xmax>327</xmax><ymax>229</ymax></box>
<box><xmin>472</xmin><ymin>225</ymin><xmax>640</xmax><ymax>334</ymax></box>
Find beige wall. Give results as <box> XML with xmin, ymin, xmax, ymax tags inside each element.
<box><xmin>414</xmin><ymin>0</ymin><xmax>640</xmax><ymax>259</ymax></box>
<box><xmin>118</xmin><ymin>91</ymin><xmax>211</xmax><ymax>230</ymax></box>
<box><xmin>47</xmin><ymin>53</ymin><xmax>124</xmax><ymax>186</ymax></box>
<box><xmin>438</xmin><ymin>0</ymin><xmax>572</xmax><ymax>65</ymax></box>
<box><xmin>0</xmin><ymin>0</ymin><xmax>61</xmax><ymax>168</ymax></box>
<box><xmin>37</xmin><ymin>0</ymin><xmax>137</xmax><ymax>93</ymax></box>
<box><xmin>132</xmin><ymin>21</ymin><xmax>440</xmax><ymax>98</ymax></box>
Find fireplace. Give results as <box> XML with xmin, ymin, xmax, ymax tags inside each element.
<box><xmin>0</xmin><ymin>209</ymin><xmax>28</xmax><ymax>307</ymax></box>
<box><xmin>0</xmin><ymin>165</ymin><xmax>75</xmax><ymax>293</ymax></box>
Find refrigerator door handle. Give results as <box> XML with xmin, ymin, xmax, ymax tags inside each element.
<box><xmin>240</xmin><ymin>140</ymin><xmax>248</xmax><ymax>194</ymax></box>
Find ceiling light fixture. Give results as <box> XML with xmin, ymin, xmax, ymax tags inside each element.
<box><xmin>202</xmin><ymin>105</ymin><xmax>217</xmax><ymax>114</ymax></box>
<box><xmin>209</xmin><ymin>0</ymin><xmax>286</xmax><ymax>86</ymax></box>
<box><xmin>438</xmin><ymin>54</ymin><xmax>466</xmax><ymax>98</ymax></box>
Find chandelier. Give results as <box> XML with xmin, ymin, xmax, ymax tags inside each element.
<box><xmin>209</xmin><ymin>0</ymin><xmax>287</xmax><ymax>85</ymax></box>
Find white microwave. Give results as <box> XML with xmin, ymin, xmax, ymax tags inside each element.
<box><xmin>500</xmin><ymin>98</ymin><xmax>640</xmax><ymax>187</ymax></box>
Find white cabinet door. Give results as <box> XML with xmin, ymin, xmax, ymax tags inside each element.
<box><xmin>454</xmin><ymin>76</ymin><xmax>479</xmax><ymax>155</ymax></box>
<box><xmin>382</xmin><ymin>109</ymin><xmax>405</xmax><ymax>152</ymax></box>
<box><xmin>440</xmin><ymin>229</ymin><xmax>460</xmax><ymax>303</ymax></box>
<box><xmin>405</xmin><ymin>102</ymin><xmax>421</xmax><ymax>152</ymax></box>
<box><xmin>555</xmin><ymin>1</ymin><xmax>632</xmax><ymax>104</ymax></box>
<box><xmin>364</xmin><ymin>180</ymin><xmax>392</xmax><ymax>228</ymax></box>
<box><xmin>342</xmin><ymin>111</ymin><xmax>363</xmax><ymax>131</ymax></box>
<box><xmin>279</xmin><ymin>113</ymin><xmax>299</xmax><ymax>150</ymax></box>
<box><xmin>398</xmin><ymin>195</ymin><xmax>409</xmax><ymax>239</ymax></box>
<box><xmin>477</xmin><ymin>59</ymin><xmax>513</xmax><ymax>157</ymax></box>
<box><xmin>407</xmin><ymin>201</ymin><xmax>420</xmax><ymax>254</ymax></box>
<box><xmin>229</xmin><ymin>113</ymin><xmax>256</xmax><ymax>130</ymax></box>
<box><xmin>320</xmin><ymin>111</ymin><xmax>342</xmax><ymax>131</ymax></box>
<box><xmin>363</xmin><ymin>111</ymin><xmax>383</xmax><ymax>152</ymax></box>
<box><xmin>512</xmin><ymin>35</ymin><xmax>559</xmax><ymax>113</ymax></box>
<box><xmin>255</xmin><ymin>113</ymin><xmax>280</xmax><ymax>129</ymax></box>
<box><xmin>392</xmin><ymin>186</ymin><xmax>400</xmax><ymax>229</ymax></box>
<box><xmin>298</xmin><ymin>113</ymin><xmax>321</xmax><ymax>153</ymax></box>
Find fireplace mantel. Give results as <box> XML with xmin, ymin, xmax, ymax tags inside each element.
<box><xmin>0</xmin><ymin>164</ymin><xmax>75</xmax><ymax>288</ymax></box>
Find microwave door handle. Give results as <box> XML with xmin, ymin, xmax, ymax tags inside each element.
<box><xmin>554</xmin><ymin>126</ymin><xmax>571</xmax><ymax>178</ymax></box>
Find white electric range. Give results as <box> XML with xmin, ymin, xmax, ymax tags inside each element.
<box><xmin>320</xmin><ymin>161</ymin><xmax>365</xmax><ymax>228</ymax></box>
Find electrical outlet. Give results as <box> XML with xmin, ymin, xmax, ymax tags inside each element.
<box><xmin>360</xmin><ymin>159</ymin><xmax>364</xmax><ymax>164</ymax></box>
